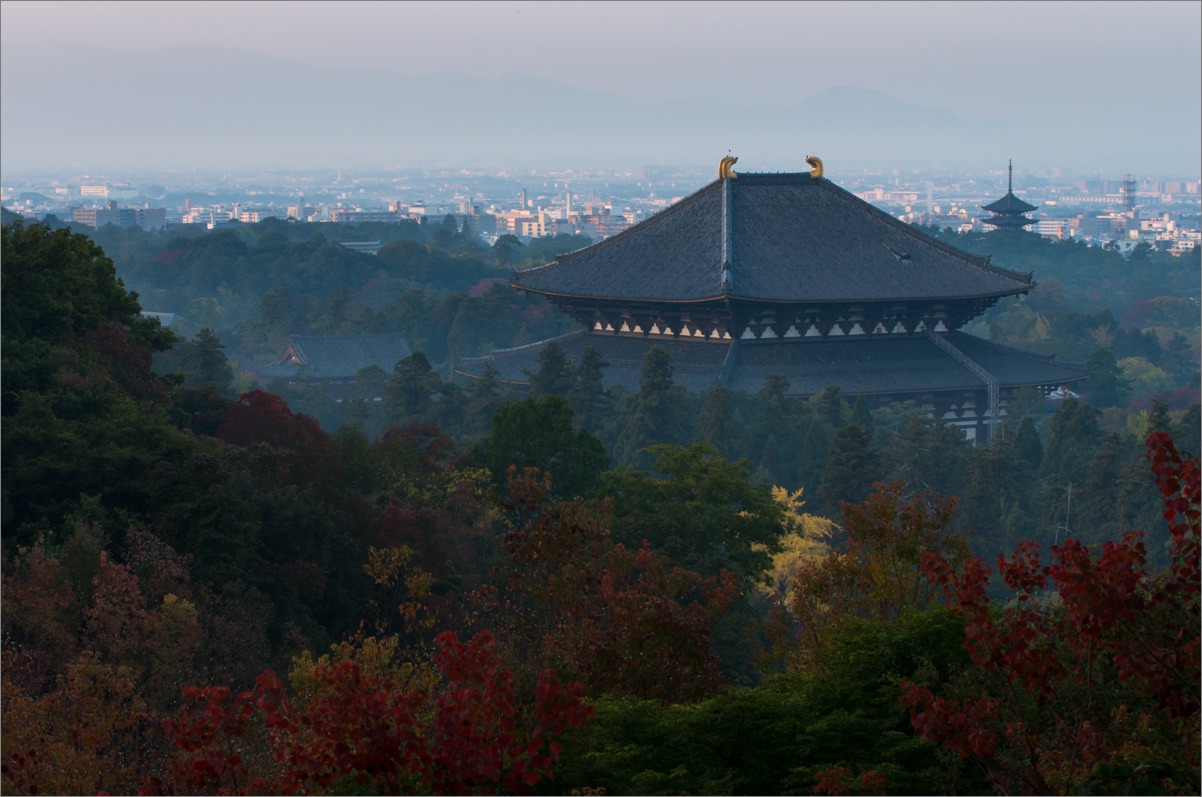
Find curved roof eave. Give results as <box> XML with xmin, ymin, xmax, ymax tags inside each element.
<box><xmin>510</xmin><ymin>283</ymin><xmax>1033</xmax><ymax>305</ymax></box>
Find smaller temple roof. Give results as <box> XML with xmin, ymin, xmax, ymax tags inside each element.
<box><xmin>982</xmin><ymin>160</ymin><xmax>1039</xmax><ymax>215</ymax></box>
<box><xmin>982</xmin><ymin>193</ymin><xmax>1038</xmax><ymax>215</ymax></box>
<box><xmin>254</xmin><ymin>332</ymin><xmax>413</xmax><ymax>382</ymax></box>
<box><xmin>453</xmin><ymin>329</ymin><xmax>1087</xmax><ymax>399</ymax></box>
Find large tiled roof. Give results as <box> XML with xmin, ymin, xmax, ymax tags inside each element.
<box><xmin>254</xmin><ymin>332</ymin><xmax>413</xmax><ymax>381</ymax></box>
<box><xmin>453</xmin><ymin>330</ymin><xmax>1086</xmax><ymax>398</ymax></box>
<box><xmin>513</xmin><ymin>172</ymin><xmax>1033</xmax><ymax>305</ymax></box>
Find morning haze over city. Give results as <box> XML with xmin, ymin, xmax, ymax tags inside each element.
<box><xmin>3</xmin><ymin>1</ymin><xmax>1199</xmax><ymax>247</ymax></box>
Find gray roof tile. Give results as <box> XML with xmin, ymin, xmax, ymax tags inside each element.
<box><xmin>513</xmin><ymin>173</ymin><xmax>1033</xmax><ymax>304</ymax></box>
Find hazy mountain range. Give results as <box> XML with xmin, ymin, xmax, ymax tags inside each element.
<box><xmin>2</xmin><ymin>44</ymin><xmax>1196</xmax><ymax>175</ymax></box>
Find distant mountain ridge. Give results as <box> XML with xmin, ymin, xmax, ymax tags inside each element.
<box><xmin>0</xmin><ymin>43</ymin><xmax>1193</xmax><ymax>174</ymax></box>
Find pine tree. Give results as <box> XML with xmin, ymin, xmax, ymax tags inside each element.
<box><xmin>528</xmin><ymin>341</ymin><xmax>574</xmax><ymax>397</ymax></box>
<box><xmin>182</xmin><ymin>327</ymin><xmax>233</xmax><ymax>394</ymax></box>
<box><xmin>384</xmin><ymin>352</ymin><xmax>443</xmax><ymax>423</ymax></box>
<box><xmin>850</xmin><ymin>394</ymin><xmax>874</xmax><ymax>436</ymax></box>
<box><xmin>797</xmin><ymin>419</ymin><xmax>833</xmax><ymax>497</ymax></box>
<box><xmin>1012</xmin><ymin>415</ymin><xmax>1043</xmax><ymax>470</ymax></box>
<box><xmin>816</xmin><ymin>424</ymin><xmax>879</xmax><ymax>519</ymax></box>
<box><xmin>695</xmin><ymin>384</ymin><xmax>743</xmax><ymax>462</ymax></box>
<box><xmin>614</xmin><ymin>347</ymin><xmax>687</xmax><ymax>469</ymax></box>
<box><xmin>1081</xmin><ymin>347</ymin><xmax>1130</xmax><ymax>408</ymax></box>
<box><xmin>811</xmin><ymin>385</ymin><xmax>847</xmax><ymax>428</ymax></box>
<box><xmin>479</xmin><ymin>396</ymin><xmax>608</xmax><ymax>499</ymax></box>
<box><xmin>567</xmin><ymin>346</ymin><xmax>612</xmax><ymax>432</ymax></box>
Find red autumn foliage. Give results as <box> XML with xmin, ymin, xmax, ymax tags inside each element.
<box><xmin>901</xmin><ymin>432</ymin><xmax>1200</xmax><ymax>794</ymax></box>
<box><xmin>215</xmin><ymin>390</ymin><xmax>328</xmax><ymax>453</ymax></box>
<box><xmin>144</xmin><ymin>630</ymin><xmax>592</xmax><ymax>795</ymax></box>
<box><xmin>82</xmin><ymin>321</ymin><xmax>172</xmax><ymax>405</ymax></box>
<box><xmin>812</xmin><ymin>765</ymin><xmax>888</xmax><ymax>796</ymax></box>
<box><xmin>495</xmin><ymin>467</ymin><xmax>738</xmax><ymax>704</ymax></box>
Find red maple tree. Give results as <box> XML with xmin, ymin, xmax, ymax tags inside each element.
<box><xmin>901</xmin><ymin>432</ymin><xmax>1200</xmax><ymax>794</ymax></box>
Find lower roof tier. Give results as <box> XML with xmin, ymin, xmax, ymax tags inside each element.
<box><xmin>452</xmin><ymin>329</ymin><xmax>1087</xmax><ymax>398</ymax></box>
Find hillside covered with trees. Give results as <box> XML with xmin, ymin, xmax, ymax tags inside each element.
<box><xmin>2</xmin><ymin>218</ymin><xmax>1198</xmax><ymax>795</ymax></box>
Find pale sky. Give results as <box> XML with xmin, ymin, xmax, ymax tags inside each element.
<box><xmin>5</xmin><ymin>1</ymin><xmax>1198</xmax><ymax>114</ymax></box>
<box><xmin>2</xmin><ymin>1</ymin><xmax>1199</xmax><ymax>174</ymax></box>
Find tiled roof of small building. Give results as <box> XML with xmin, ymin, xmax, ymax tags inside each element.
<box><xmin>982</xmin><ymin>191</ymin><xmax>1038</xmax><ymax>214</ymax></box>
<box><xmin>254</xmin><ymin>332</ymin><xmax>413</xmax><ymax>381</ymax></box>
<box><xmin>512</xmin><ymin>172</ymin><xmax>1034</xmax><ymax>305</ymax></box>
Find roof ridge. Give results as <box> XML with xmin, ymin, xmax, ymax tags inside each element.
<box><xmin>291</xmin><ymin>331</ymin><xmax>410</xmax><ymax>342</ymax></box>
<box><xmin>815</xmin><ymin>179</ymin><xmax>1032</xmax><ymax>286</ymax></box>
<box><xmin>514</xmin><ymin>179</ymin><xmax>724</xmax><ymax>278</ymax></box>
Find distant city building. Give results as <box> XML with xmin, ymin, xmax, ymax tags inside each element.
<box><xmin>328</xmin><ymin>209</ymin><xmax>407</xmax><ymax>223</ymax></box>
<box><xmin>981</xmin><ymin>161</ymin><xmax>1038</xmax><ymax>230</ymax></box>
<box><xmin>340</xmin><ymin>240</ymin><xmax>382</xmax><ymax>255</ymax></box>
<box><xmin>72</xmin><ymin>201</ymin><xmax>165</xmax><ymax>230</ymax></box>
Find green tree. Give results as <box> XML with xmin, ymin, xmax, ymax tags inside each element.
<box><xmin>850</xmin><ymin>394</ymin><xmax>874</xmax><ymax>436</ymax></box>
<box><xmin>613</xmin><ymin>346</ymin><xmax>688</xmax><ymax>469</ymax></box>
<box><xmin>811</xmin><ymin>385</ymin><xmax>847</xmax><ymax>429</ymax></box>
<box><xmin>527</xmin><ymin>340</ymin><xmax>574</xmax><ymax>397</ymax></box>
<box><xmin>816</xmin><ymin>424</ymin><xmax>880</xmax><ymax>519</ymax></box>
<box><xmin>491</xmin><ymin>234</ymin><xmax>523</xmax><ymax>266</ymax></box>
<box><xmin>1081</xmin><ymin>347</ymin><xmax>1130</xmax><ymax>408</ymax></box>
<box><xmin>695</xmin><ymin>384</ymin><xmax>743</xmax><ymax>462</ymax></box>
<box><xmin>567</xmin><ymin>345</ymin><xmax>612</xmax><ymax>432</ymax></box>
<box><xmin>1012</xmin><ymin>414</ymin><xmax>1043</xmax><ymax>470</ymax></box>
<box><xmin>478</xmin><ymin>396</ymin><xmax>608</xmax><ymax>500</ymax></box>
<box><xmin>602</xmin><ymin>443</ymin><xmax>785</xmax><ymax>591</ymax></box>
<box><xmin>181</xmin><ymin>327</ymin><xmax>234</xmax><ymax>393</ymax></box>
<box><xmin>383</xmin><ymin>352</ymin><xmax>443</xmax><ymax>424</ymax></box>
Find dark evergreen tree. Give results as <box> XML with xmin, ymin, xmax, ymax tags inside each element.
<box><xmin>527</xmin><ymin>340</ymin><xmax>574</xmax><ymax>397</ymax></box>
<box><xmin>1041</xmin><ymin>397</ymin><xmax>1103</xmax><ymax>485</ymax></box>
<box><xmin>1160</xmin><ymin>331</ymin><xmax>1195</xmax><ymax>382</ymax></box>
<box><xmin>478</xmin><ymin>395</ymin><xmax>608</xmax><ymax>499</ymax></box>
<box><xmin>613</xmin><ymin>346</ymin><xmax>688</xmax><ymax>469</ymax></box>
<box><xmin>383</xmin><ymin>351</ymin><xmax>442</xmax><ymax>424</ymax></box>
<box><xmin>1081</xmin><ymin>347</ymin><xmax>1130</xmax><ymax>408</ymax></box>
<box><xmin>1012</xmin><ymin>414</ymin><xmax>1044</xmax><ymax>470</ymax></box>
<box><xmin>567</xmin><ymin>346</ymin><xmax>612</xmax><ymax>432</ymax></box>
<box><xmin>1072</xmin><ymin>432</ymin><xmax>1125</xmax><ymax>545</ymax></box>
<box><xmin>1173</xmin><ymin>404</ymin><xmax>1200</xmax><ymax>459</ymax></box>
<box><xmin>850</xmin><ymin>394</ymin><xmax>874</xmax><ymax>436</ymax></box>
<box><xmin>1005</xmin><ymin>386</ymin><xmax>1047</xmax><ymax>422</ymax></box>
<box><xmin>182</xmin><ymin>327</ymin><xmax>234</xmax><ymax>394</ymax></box>
<box><xmin>747</xmin><ymin>373</ymin><xmax>799</xmax><ymax>481</ymax></box>
<box><xmin>816</xmin><ymin>423</ymin><xmax>879</xmax><ymax>519</ymax></box>
<box><xmin>882</xmin><ymin>415</ymin><xmax>970</xmax><ymax>500</ymax></box>
<box><xmin>695</xmin><ymin>384</ymin><xmax>743</xmax><ymax>462</ymax></box>
<box><xmin>462</xmin><ymin>361</ymin><xmax>510</xmax><ymax>441</ymax></box>
<box><xmin>811</xmin><ymin>385</ymin><xmax>847</xmax><ymax>429</ymax></box>
<box><xmin>957</xmin><ymin>435</ymin><xmax>1030</xmax><ymax>556</ymax></box>
<box><xmin>797</xmin><ymin>418</ymin><xmax>833</xmax><ymax>497</ymax></box>
<box><xmin>1147</xmin><ymin>399</ymin><xmax>1173</xmax><ymax>435</ymax></box>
